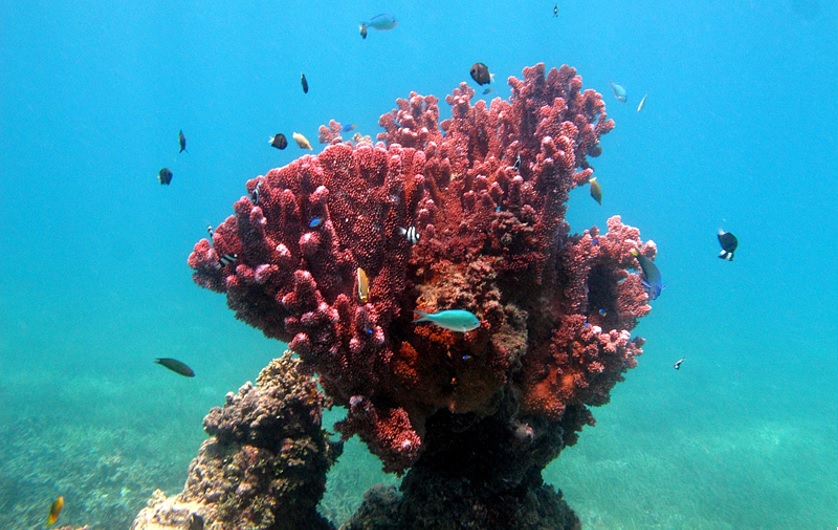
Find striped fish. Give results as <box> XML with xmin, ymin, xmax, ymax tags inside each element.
<box><xmin>216</xmin><ymin>253</ymin><xmax>238</xmax><ymax>268</ymax></box>
<box><xmin>399</xmin><ymin>226</ymin><xmax>420</xmax><ymax>245</ymax></box>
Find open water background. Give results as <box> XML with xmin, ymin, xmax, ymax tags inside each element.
<box><xmin>1</xmin><ymin>1</ymin><xmax>835</xmax><ymax>528</ymax></box>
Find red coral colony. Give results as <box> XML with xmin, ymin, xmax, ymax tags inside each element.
<box><xmin>187</xmin><ymin>63</ymin><xmax>656</xmax><ymax>528</ymax></box>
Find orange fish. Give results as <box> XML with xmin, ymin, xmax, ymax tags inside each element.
<box><xmin>357</xmin><ymin>267</ymin><xmax>369</xmax><ymax>303</ymax></box>
<box><xmin>47</xmin><ymin>496</ymin><xmax>64</xmax><ymax>526</ymax></box>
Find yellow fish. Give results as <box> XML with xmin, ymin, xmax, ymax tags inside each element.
<box><xmin>47</xmin><ymin>496</ymin><xmax>64</xmax><ymax>526</ymax></box>
<box><xmin>292</xmin><ymin>132</ymin><xmax>313</xmax><ymax>150</ymax></box>
<box><xmin>357</xmin><ymin>267</ymin><xmax>369</xmax><ymax>303</ymax></box>
<box><xmin>589</xmin><ymin>177</ymin><xmax>602</xmax><ymax>205</ymax></box>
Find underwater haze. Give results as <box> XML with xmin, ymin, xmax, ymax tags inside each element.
<box><xmin>1</xmin><ymin>1</ymin><xmax>835</xmax><ymax>528</ymax></box>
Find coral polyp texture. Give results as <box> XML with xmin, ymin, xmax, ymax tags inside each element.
<box><xmin>188</xmin><ymin>63</ymin><xmax>654</xmax><ymax>480</ymax></box>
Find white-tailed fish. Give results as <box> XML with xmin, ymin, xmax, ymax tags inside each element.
<box><xmin>413</xmin><ymin>309</ymin><xmax>480</xmax><ymax>332</ymax></box>
<box><xmin>717</xmin><ymin>230</ymin><xmax>738</xmax><ymax>261</ymax></box>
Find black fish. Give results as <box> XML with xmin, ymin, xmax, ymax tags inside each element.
<box><xmin>301</xmin><ymin>73</ymin><xmax>309</xmax><ymax>94</ymax></box>
<box><xmin>158</xmin><ymin>167</ymin><xmax>173</xmax><ymax>185</ymax></box>
<box><xmin>673</xmin><ymin>357</ymin><xmax>685</xmax><ymax>370</ymax></box>
<box><xmin>155</xmin><ymin>358</ymin><xmax>195</xmax><ymax>377</ymax></box>
<box><xmin>250</xmin><ymin>181</ymin><xmax>262</xmax><ymax>204</ymax></box>
<box><xmin>359</xmin><ymin>23</ymin><xmax>367</xmax><ymax>39</ymax></box>
<box><xmin>470</xmin><ymin>62</ymin><xmax>492</xmax><ymax>85</ymax></box>
<box><xmin>270</xmin><ymin>133</ymin><xmax>288</xmax><ymax>150</ymax></box>
<box><xmin>179</xmin><ymin>130</ymin><xmax>187</xmax><ymax>153</ymax></box>
<box><xmin>553</xmin><ymin>4</ymin><xmax>558</xmax><ymax>17</ymax></box>
<box><xmin>717</xmin><ymin>230</ymin><xmax>738</xmax><ymax>261</ymax></box>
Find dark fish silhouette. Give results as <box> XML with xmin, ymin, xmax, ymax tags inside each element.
<box><xmin>270</xmin><ymin>133</ymin><xmax>288</xmax><ymax>150</ymax></box>
<box><xmin>673</xmin><ymin>357</ymin><xmax>685</xmax><ymax>370</ymax></box>
<box><xmin>470</xmin><ymin>62</ymin><xmax>492</xmax><ymax>85</ymax></box>
<box><xmin>717</xmin><ymin>230</ymin><xmax>738</xmax><ymax>261</ymax></box>
<box><xmin>158</xmin><ymin>167</ymin><xmax>173</xmax><ymax>185</ymax></box>
<box><xmin>631</xmin><ymin>249</ymin><xmax>664</xmax><ymax>300</ymax></box>
<box><xmin>155</xmin><ymin>358</ymin><xmax>195</xmax><ymax>377</ymax></box>
<box><xmin>179</xmin><ymin>130</ymin><xmax>188</xmax><ymax>153</ymax></box>
<box><xmin>301</xmin><ymin>73</ymin><xmax>309</xmax><ymax>94</ymax></box>
<box><xmin>553</xmin><ymin>4</ymin><xmax>559</xmax><ymax>17</ymax></box>
<box><xmin>359</xmin><ymin>23</ymin><xmax>367</xmax><ymax>39</ymax></box>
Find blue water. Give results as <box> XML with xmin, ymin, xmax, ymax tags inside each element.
<box><xmin>1</xmin><ymin>2</ymin><xmax>835</xmax><ymax>528</ymax></box>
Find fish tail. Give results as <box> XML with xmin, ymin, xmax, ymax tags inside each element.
<box><xmin>718</xmin><ymin>250</ymin><xmax>734</xmax><ymax>261</ymax></box>
<box><xmin>412</xmin><ymin>310</ymin><xmax>429</xmax><ymax>323</ymax></box>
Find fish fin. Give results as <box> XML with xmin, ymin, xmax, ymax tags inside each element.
<box><xmin>412</xmin><ymin>310</ymin><xmax>429</xmax><ymax>323</ymax></box>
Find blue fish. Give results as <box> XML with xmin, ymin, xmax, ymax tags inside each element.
<box><xmin>365</xmin><ymin>13</ymin><xmax>398</xmax><ymax>30</ymax></box>
<box><xmin>309</xmin><ymin>217</ymin><xmax>323</xmax><ymax>228</ymax></box>
<box><xmin>609</xmin><ymin>81</ymin><xmax>627</xmax><ymax>103</ymax></box>
<box><xmin>342</xmin><ymin>123</ymin><xmax>357</xmax><ymax>132</ymax></box>
<box><xmin>631</xmin><ymin>249</ymin><xmax>663</xmax><ymax>300</ymax></box>
<box><xmin>413</xmin><ymin>309</ymin><xmax>480</xmax><ymax>332</ymax></box>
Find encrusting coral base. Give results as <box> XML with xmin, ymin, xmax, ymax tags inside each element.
<box><xmin>131</xmin><ymin>352</ymin><xmax>341</xmax><ymax>530</ymax></box>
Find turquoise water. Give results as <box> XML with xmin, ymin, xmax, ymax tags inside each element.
<box><xmin>1</xmin><ymin>2</ymin><xmax>835</xmax><ymax>528</ymax></box>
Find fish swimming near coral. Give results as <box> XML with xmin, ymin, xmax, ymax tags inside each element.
<box><xmin>269</xmin><ymin>133</ymin><xmax>288</xmax><ymax>150</ymax></box>
<box><xmin>155</xmin><ymin>357</ymin><xmax>195</xmax><ymax>377</ymax></box>
<box><xmin>589</xmin><ymin>177</ymin><xmax>602</xmax><ymax>204</ymax></box>
<box><xmin>399</xmin><ymin>226</ymin><xmax>420</xmax><ymax>244</ymax></box>
<box><xmin>47</xmin><ymin>496</ymin><xmax>64</xmax><ymax>526</ymax></box>
<box><xmin>413</xmin><ymin>309</ymin><xmax>481</xmax><ymax>332</ymax></box>
<box><xmin>357</xmin><ymin>267</ymin><xmax>369</xmax><ymax>303</ymax></box>
<box><xmin>470</xmin><ymin>62</ymin><xmax>493</xmax><ymax>86</ymax></box>
<box><xmin>293</xmin><ymin>132</ymin><xmax>313</xmax><ymax>150</ymax></box>
<box><xmin>630</xmin><ymin>248</ymin><xmax>663</xmax><ymax>300</ymax></box>
<box><xmin>309</xmin><ymin>217</ymin><xmax>322</xmax><ymax>228</ymax></box>
<box><xmin>179</xmin><ymin>130</ymin><xmax>188</xmax><ymax>153</ymax></box>
<box><xmin>609</xmin><ymin>81</ymin><xmax>627</xmax><ymax>103</ymax></box>
<box><xmin>158</xmin><ymin>167</ymin><xmax>173</xmax><ymax>185</ymax></box>
<box><xmin>717</xmin><ymin>229</ymin><xmax>738</xmax><ymax>261</ymax></box>
<box><xmin>217</xmin><ymin>253</ymin><xmax>238</xmax><ymax>268</ymax></box>
<box><xmin>301</xmin><ymin>73</ymin><xmax>309</xmax><ymax>94</ymax></box>
<box><xmin>342</xmin><ymin>123</ymin><xmax>357</xmax><ymax>132</ymax></box>
<box><xmin>483</xmin><ymin>87</ymin><xmax>494</xmax><ymax>95</ymax></box>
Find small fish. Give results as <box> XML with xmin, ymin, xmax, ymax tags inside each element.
<box><xmin>342</xmin><ymin>123</ymin><xmax>357</xmax><ymax>132</ymax></box>
<box><xmin>155</xmin><ymin>357</ymin><xmax>195</xmax><ymax>377</ymax></box>
<box><xmin>673</xmin><ymin>357</ymin><xmax>685</xmax><ymax>370</ymax></box>
<box><xmin>609</xmin><ymin>81</ymin><xmax>627</xmax><ymax>103</ymax></box>
<box><xmin>717</xmin><ymin>229</ymin><xmax>738</xmax><ymax>261</ymax></box>
<box><xmin>179</xmin><ymin>130</ymin><xmax>188</xmax><ymax>153</ymax></box>
<box><xmin>158</xmin><ymin>167</ymin><xmax>173</xmax><ymax>185</ymax></box>
<box><xmin>250</xmin><ymin>181</ymin><xmax>261</xmax><ymax>204</ymax></box>
<box><xmin>413</xmin><ymin>309</ymin><xmax>480</xmax><ymax>333</ymax></box>
<box><xmin>398</xmin><ymin>226</ymin><xmax>420</xmax><ymax>244</ymax></box>
<box><xmin>598</xmin><ymin>308</ymin><xmax>607</xmax><ymax>317</ymax></box>
<box><xmin>589</xmin><ymin>177</ymin><xmax>602</xmax><ymax>205</ymax></box>
<box><xmin>553</xmin><ymin>3</ymin><xmax>559</xmax><ymax>17</ymax></box>
<box><xmin>217</xmin><ymin>253</ymin><xmax>238</xmax><ymax>267</ymax></box>
<box><xmin>309</xmin><ymin>217</ymin><xmax>322</xmax><ymax>228</ymax></box>
<box><xmin>293</xmin><ymin>132</ymin><xmax>313</xmax><ymax>150</ymax></box>
<box><xmin>270</xmin><ymin>133</ymin><xmax>288</xmax><ymax>150</ymax></box>
<box><xmin>206</xmin><ymin>225</ymin><xmax>214</xmax><ymax>239</ymax></box>
<box><xmin>513</xmin><ymin>154</ymin><xmax>522</xmax><ymax>171</ymax></box>
<box><xmin>47</xmin><ymin>496</ymin><xmax>64</xmax><ymax>526</ymax></box>
<box><xmin>365</xmin><ymin>13</ymin><xmax>398</xmax><ymax>31</ymax></box>
<box><xmin>359</xmin><ymin>23</ymin><xmax>367</xmax><ymax>39</ymax></box>
<box><xmin>470</xmin><ymin>62</ymin><xmax>492</xmax><ymax>86</ymax></box>
<box><xmin>301</xmin><ymin>73</ymin><xmax>309</xmax><ymax>94</ymax></box>
<box><xmin>630</xmin><ymin>248</ymin><xmax>664</xmax><ymax>300</ymax></box>
<box><xmin>357</xmin><ymin>267</ymin><xmax>369</xmax><ymax>303</ymax></box>
<box><xmin>637</xmin><ymin>93</ymin><xmax>648</xmax><ymax>112</ymax></box>
<box><xmin>482</xmin><ymin>87</ymin><xmax>494</xmax><ymax>95</ymax></box>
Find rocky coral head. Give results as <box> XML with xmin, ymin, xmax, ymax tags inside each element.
<box><xmin>188</xmin><ymin>63</ymin><xmax>653</xmax><ymax>474</ymax></box>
